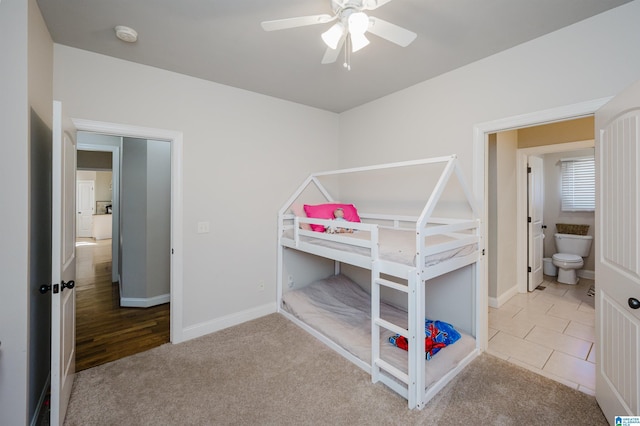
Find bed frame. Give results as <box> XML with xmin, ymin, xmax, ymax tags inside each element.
<box><xmin>276</xmin><ymin>155</ymin><xmax>482</xmax><ymax>409</ymax></box>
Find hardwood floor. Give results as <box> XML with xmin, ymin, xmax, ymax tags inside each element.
<box><xmin>75</xmin><ymin>238</ymin><xmax>170</xmax><ymax>372</ymax></box>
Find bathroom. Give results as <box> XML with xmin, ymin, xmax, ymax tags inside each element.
<box><xmin>541</xmin><ymin>148</ymin><xmax>595</xmax><ymax>284</ymax></box>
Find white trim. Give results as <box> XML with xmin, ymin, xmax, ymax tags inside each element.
<box><xmin>578</xmin><ymin>269</ymin><xmax>595</xmax><ymax>280</ymax></box>
<box><xmin>71</xmin><ymin>118</ymin><xmax>185</xmax><ymax>343</ymax></box>
<box><xmin>473</xmin><ymin>97</ymin><xmax>611</xmax><ymax>350</ymax></box>
<box><xmin>120</xmin><ymin>293</ymin><xmax>170</xmax><ymax>308</ymax></box>
<box><xmin>181</xmin><ymin>303</ymin><xmax>277</xmax><ymax>342</ymax></box>
<box><xmin>488</xmin><ymin>284</ymin><xmax>519</xmax><ymax>309</ymax></box>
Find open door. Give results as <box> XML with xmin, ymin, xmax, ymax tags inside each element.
<box><xmin>50</xmin><ymin>101</ymin><xmax>77</xmax><ymax>425</ymax></box>
<box><xmin>595</xmin><ymin>80</ymin><xmax>640</xmax><ymax>421</ymax></box>
<box><xmin>528</xmin><ymin>155</ymin><xmax>544</xmax><ymax>291</ymax></box>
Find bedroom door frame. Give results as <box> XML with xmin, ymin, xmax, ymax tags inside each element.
<box><xmin>71</xmin><ymin>118</ymin><xmax>185</xmax><ymax>343</ymax></box>
<box><xmin>472</xmin><ymin>96</ymin><xmax>611</xmax><ymax>351</ymax></box>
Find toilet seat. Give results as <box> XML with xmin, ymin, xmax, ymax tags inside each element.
<box><xmin>552</xmin><ymin>253</ymin><xmax>583</xmax><ymax>285</ymax></box>
<box><xmin>552</xmin><ymin>253</ymin><xmax>582</xmax><ymax>263</ymax></box>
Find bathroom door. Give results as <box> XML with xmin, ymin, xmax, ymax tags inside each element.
<box><xmin>527</xmin><ymin>155</ymin><xmax>544</xmax><ymax>291</ymax></box>
<box><xmin>595</xmin><ymin>79</ymin><xmax>640</xmax><ymax>420</ymax></box>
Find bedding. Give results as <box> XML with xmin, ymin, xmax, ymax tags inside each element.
<box><xmin>303</xmin><ymin>203</ymin><xmax>361</xmax><ymax>232</ymax></box>
<box><xmin>281</xmin><ymin>274</ymin><xmax>476</xmax><ymax>390</ymax></box>
<box><xmin>389</xmin><ymin>319</ymin><xmax>461</xmax><ymax>360</ymax></box>
<box><xmin>282</xmin><ymin>226</ymin><xmax>476</xmax><ymax>267</ymax></box>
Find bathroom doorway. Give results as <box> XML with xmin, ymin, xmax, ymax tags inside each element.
<box><xmin>482</xmin><ymin>111</ymin><xmax>598</xmax><ymax>393</ymax></box>
<box><xmin>487</xmin><ymin>116</ymin><xmax>596</xmax><ymax>305</ymax></box>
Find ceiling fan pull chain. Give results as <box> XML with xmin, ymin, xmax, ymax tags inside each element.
<box><xmin>344</xmin><ymin>35</ymin><xmax>351</xmax><ymax>70</ymax></box>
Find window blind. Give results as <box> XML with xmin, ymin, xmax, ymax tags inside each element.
<box><xmin>561</xmin><ymin>156</ymin><xmax>595</xmax><ymax>212</ymax></box>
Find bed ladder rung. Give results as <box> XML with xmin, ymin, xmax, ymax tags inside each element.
<box><xmin>374</xmin><ymin>358</ymin><xmax>409</xmax><ymax>385</ymax></box>
<box><xmin>374</xmin><ymin>318</ymin><xmax>407</xmax><ymax>337</ymax></box>
<box><xmin>374</xmin><ymin>278</ymin><xmax>408</xmax><ymax>293</ymax></box>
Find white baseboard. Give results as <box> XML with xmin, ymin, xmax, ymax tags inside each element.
<box><xmin>180</xmin><ymin>303</ymin><xmax>277</xmax><ymax>343</ymax></box>
<box><xmin>488</xmin><ymin>284</ymin><xmax>519</xmax><ymax>308</ymax></box>
<box><xmin>120</xmin><ymin>293</ymin><xmax>170</xmax><ymax>308</ymax></box>
<box><xmin>578</xmin><ymin>269</ymin><xmax>595</xmax><ymax>280</ymax></box>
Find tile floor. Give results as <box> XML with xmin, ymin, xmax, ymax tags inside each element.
<box><xmin>487</xmin><ymin>275</ymin><xmax>596</xmax><ymax>395</ymax></box>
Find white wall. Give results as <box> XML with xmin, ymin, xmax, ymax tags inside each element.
<box><xmin>54</xmin><ymin>45</ymin><xmax>340</xmax><ymax>333</ymax></box>
<box><xmin>488</xmin><ymin>131</ymin><xmax>518</xmax><ymax>300</ymax></box>
<box><xmin>338</xmin><ymin>1</ymin><xmax>640</xmax><ymax>180</ymax></box>
<box><xmin>0</xmin><ymin>0</ymin><xmax>53</xmax><ymax>423</ymax></box>
<box><xmin>146</xmin><ymin>140</ymin><xmax>171</xmax><ymax>300</ymax></box>
<box><xmin>0</xmin><ymin>3</ymin><xmax>29</xmax><ymax>422</ymax></box>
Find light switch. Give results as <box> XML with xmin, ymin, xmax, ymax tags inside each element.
<box><xmin>197</xmin><ymin>221</ymin><xmax>210</xmax><ymax>234</ymax></box>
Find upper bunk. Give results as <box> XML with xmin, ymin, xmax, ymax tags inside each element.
<box><xmin>278</xmin><ymin>155</ymin><xmax>482</xmax><ymax>281</ymax></box>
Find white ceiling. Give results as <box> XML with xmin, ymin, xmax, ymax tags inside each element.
<box><xmin>37</xmin><ymin>0</ymin><xmax>632</xmax><ymax>113</ymax></box>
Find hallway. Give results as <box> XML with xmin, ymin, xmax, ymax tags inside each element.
<box><xmin>75</xmin><ymin>238</ymin><xmax>170</xmax><ymax>371</ymax></box>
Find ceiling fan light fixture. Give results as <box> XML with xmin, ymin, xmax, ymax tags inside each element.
<box><xmin>321</xmin><ymin>22</ymin><xmax>345</xmax><ymax>49</ymax></box>
<box><xmin>350</xmin><ymin>32</ymin><xmax>370</xmax><ymax>52</ymax></box>
<box><xmin>348</xmin><ymin>12</ymin><xmax>369</xmax><ymax>35</ymax></box>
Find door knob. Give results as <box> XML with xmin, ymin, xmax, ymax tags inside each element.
<box><xmin>61</xmin><ymin>280</ymin><xmax>75</xmax><ymax>291</ymax></box>
<box><xmin>39</xmin><ymin>284</ymin><xmax>51</xmax><ymax>294</ymax></box>
<box><xmin>629</xmin><ymin>298</ymin><xmax>640</xmax><ymax>309</ymax></box>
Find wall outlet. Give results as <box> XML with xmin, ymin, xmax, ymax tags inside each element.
<box><xmin>288</xmin><ymin>275</ymin><xmax>294</xmax><ymax>288</ymax></box>
<box><xmin>197</xmin><ymin>221</ymin><xmax>210</xmax><ymax>233</ymax></box>
<box><xmin>258</xmin><ymin>282</ymin><xmax>265</xmax><ymax>291</ymax></box>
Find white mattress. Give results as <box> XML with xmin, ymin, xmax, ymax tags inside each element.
<box><xmin>283</xmin><ymin>227</ymin><xmax>476</xmax><ymax>267</ymax></box>
<box><xmin>281</xmin><ymin>274</ymin><xmax>476</xmax><ymax>390</ymax></box>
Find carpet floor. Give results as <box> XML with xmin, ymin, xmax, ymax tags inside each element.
<box><xmin>64</xmin><ymin>313</ymin><xmax>608</xmax><ymax>425</ymax></box>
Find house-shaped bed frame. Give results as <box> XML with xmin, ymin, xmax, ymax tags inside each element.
<box><xmin>277</xmin><ymin>155</ymin><xmax>483</xmax><ymax>409</ymax></box>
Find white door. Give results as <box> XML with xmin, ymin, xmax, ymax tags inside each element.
<box><xmin>595</xmin><ymin>80</ymin><xmax>640</xmax><ymax>420</ymax></box>
<box><xmin>51</xmin><ymin>101</ymin><xmax>77</xmax><ymax>426</ymax></box>
<box><xmin>76</xmin><ymin>180</ymin><xmax>94</xmax><ymax>238</ymax></box>
<box><xmin>528</xmin><ymin>155</ymin><xmax>544</xmax><ymax>291</ymax></box>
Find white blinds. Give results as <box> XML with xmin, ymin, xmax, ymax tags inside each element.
<box><xmin>561</xmin><ymin>156</ymin><xmax>595</xmax><ymax>212</ymax></box>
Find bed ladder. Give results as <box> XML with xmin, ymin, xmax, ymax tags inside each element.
<box><xmin>371</xmin><ymin>263</ymin><xmax>421</xmax><ymax>409</ymax></box>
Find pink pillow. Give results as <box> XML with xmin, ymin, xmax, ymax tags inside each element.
<box><xmin>303</xmin><ymin>203</ymin><xmax>361</xmax><ymax>232</ymax></box>
<box><xmin>291</xmin><ymin>204</ymin><xmax>311</xmax><ymax>231</ymax></box>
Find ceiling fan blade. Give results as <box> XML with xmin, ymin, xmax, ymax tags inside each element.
<box><xmin>261</xmin><ymin>14</ymin><xmax>334</xmax><ymax>31</ymax></box>
<box><xmin>362</xmin><ymin>0</ymin><xmax>395</xmax><ymax>11</ymax></box>
<box><xmin>321</xmin><ymin>35</ymin><xmax>346</xmax><ymax>64</ymax></box>
<box><xmin>367</xmin><ymin>16</ymin><xmax>417</xmax><ymax>47</ymax></box>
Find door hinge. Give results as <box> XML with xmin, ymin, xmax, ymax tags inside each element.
<box><xmin>171</xmin><ymin>248</ymin><xmax>174</xmax><ymax>254</ymax></box>
<box><xmin>527</xmin><ymin>217</ymin><xmax>532</xmax><ymax>223</ymax></box>
<box><xmin>527</xmin><ymin>266</ymin><xmax>532</xmax><ymax>273</ymax></box>
<box><xmin>527</xmin><ymin>166</ymin><xmax>532</xmax><ymax>173</ymax></box>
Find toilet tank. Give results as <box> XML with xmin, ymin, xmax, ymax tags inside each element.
<box><xmin>554</xmin><ymin>233</ymin><xmax>593</xmax><ymax>257</ymax></box>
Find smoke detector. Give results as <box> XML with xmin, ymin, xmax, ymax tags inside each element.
<box><xmin>115</xmin><ymin>26</ymin><xmax>138</xmax><ymax>43</ymax></box>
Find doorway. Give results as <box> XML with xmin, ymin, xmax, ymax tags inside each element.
<box><xmin>73</xmin><ymin>130</ymin><xmax>176</xmax><ymax>370</ymax></box>
<box><xmin>477</xmin><ymin>101</ymin><xmax>604</xmax><ymax>393</ymax></box>
<box><xmin>71</xmin><ymin>118</ymin><xmax>184</xmax><ymax>344</ymax></box>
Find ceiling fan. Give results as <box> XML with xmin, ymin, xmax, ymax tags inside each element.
<box><xmin>261</xmin><ymin>0</ymin><xmax>417</xmax><ymax>69</ymax></box>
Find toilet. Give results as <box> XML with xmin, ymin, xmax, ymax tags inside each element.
<box><xmin>552</xmin><ymin>233</ymin><xmax>593</xmax><ymax>285</ymax></box>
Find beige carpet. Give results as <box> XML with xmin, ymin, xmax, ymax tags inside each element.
<box><xmin>64</xmin><ymin>313</ymin><xmax>607</xmax><ymax>425</ymax></box>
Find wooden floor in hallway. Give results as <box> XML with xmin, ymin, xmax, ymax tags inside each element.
<box><xmin>75</xmin><ymin>238</ymin><xmax>170</xmax><ymax>372</ymax></box>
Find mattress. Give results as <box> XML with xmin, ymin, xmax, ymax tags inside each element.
<box><xmin>281</xmin><ymin>274</ymin><xmax>476</xmax><ymax>390</ymax></box>
<box><xmin>282</xmin><ymin>227</ymin><xmax>476</xmax><ymax>267</ymax></box>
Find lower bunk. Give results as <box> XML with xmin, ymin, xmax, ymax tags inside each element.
<box><xmin>280</xmin><ymin>273</ymin><xmax>479</xmax><ymax>409</ymax></box>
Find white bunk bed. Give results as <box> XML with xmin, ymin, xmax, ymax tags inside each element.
<box><xmin>276</xmin><ymin>155</ymin><xmax>482</xmax><ymax>409</ymax></box>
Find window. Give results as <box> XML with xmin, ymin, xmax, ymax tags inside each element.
<box><xmin>561</xmin><ymin>156</ymin><xmax>595</xmax><ymax>212</ymax></box>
